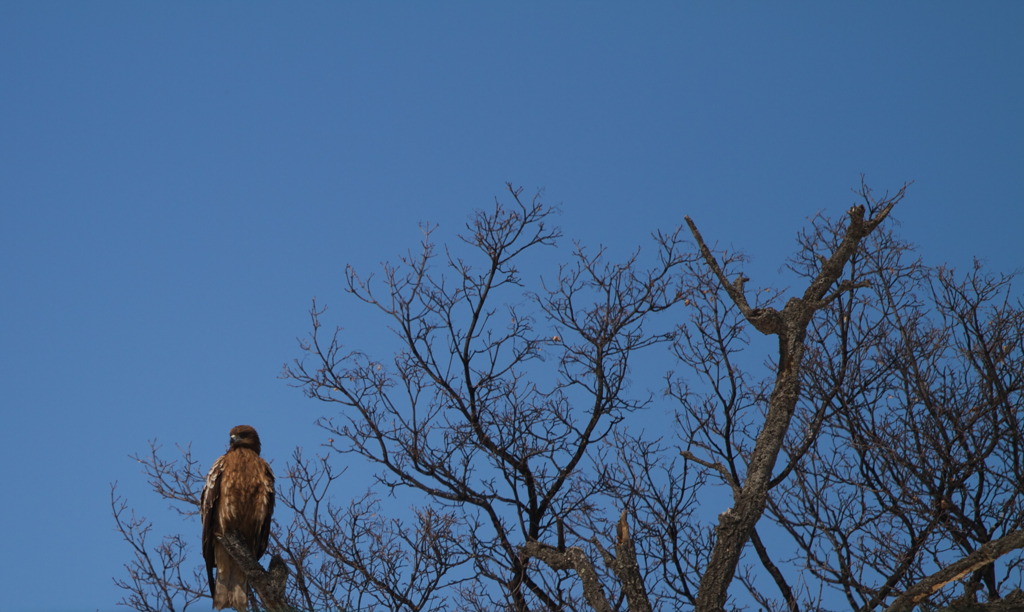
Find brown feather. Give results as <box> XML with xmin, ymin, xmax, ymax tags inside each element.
<box><xmin>201</xmin><ymin>425</ymin><xmax>275</xmax><ymax>611</ymax></box>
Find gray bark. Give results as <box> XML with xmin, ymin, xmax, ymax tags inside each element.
<box><xmin>220</xmin><ymin>530</ymin><xmax>291</xmax><ymax>611</ymax></box>
<box><xmin>687</xmin><ymin>193</ymin><xmax>903</xmax><ymax>612</ymax></box>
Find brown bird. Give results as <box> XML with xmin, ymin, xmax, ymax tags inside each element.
<box><xmin>201</xmin><ymin>425</ymin><xmax>275</xmax><ymax>611</ymax></box>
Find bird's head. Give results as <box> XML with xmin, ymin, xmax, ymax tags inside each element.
<box><xmin>228</xmin><ymin>425</ymin><xmax>262</xmax><ymax>454</ymax></box>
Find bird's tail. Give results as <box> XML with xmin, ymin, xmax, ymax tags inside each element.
<box><xmin>213</xmin><ymin>544</ymin><xmax>249</xmax><ymax>611</ymax></box>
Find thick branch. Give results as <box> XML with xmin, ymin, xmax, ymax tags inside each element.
<box><xmin>884</xmin><ymin>529</ymin><xmax>1024</xmax><ymax>612</ymax></box>
<box><xmin>520</xmin><ymin>542</ymin><xmax>613</xmax><ymax>612</ymax></box>
<box><xmin>220</xmin><ymin>530</ymin><xmax>291</xmax><ymax>611</ymax></box>
<box><xmin>522</xmin><ymin>511</ymin><xmax>651</xmax><ymax>612</ymax></box>
<box><xmin>688</xmin><ymin>184</ymin><xmax>907</xmax><ymax>612</ymax></box>
<box><xmin>684</xmin><ymin>216</ymin><xmax>783</xmax><ymax>335</ymax></box>
<box><xmin>611</xmin><ymin>510</ymin><xmax>653</xmax><ymax>612</ymax></box>
<box><xmin>937</xmin><ymin>590</ymin><xmax>1024</xmax><ymax>612</ymax></box>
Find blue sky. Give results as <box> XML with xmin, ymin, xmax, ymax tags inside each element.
<box><xmin>1</xmin><ymin>3</ymin><xmax>1022</xmax><ymax>611</ymax></box>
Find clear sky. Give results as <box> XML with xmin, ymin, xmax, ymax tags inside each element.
<box><xmin>1</xmin><ymin>3</ymin><xmax>1022</xmax><ymax>611</ymax></box>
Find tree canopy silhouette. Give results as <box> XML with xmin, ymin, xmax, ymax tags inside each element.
<box><xmin>114</xmin><ymin>182</ymin><xmax>1024</xmax><ymax>611</ymax></box>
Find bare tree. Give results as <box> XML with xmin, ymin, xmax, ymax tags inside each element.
<box><xmin>767</xmin><ymin>222</ymin><xmax>1024</xmax><ymax>611</ymax></box>
<box><xmin>284</xmin><ymin>185</ymin><xmax>689</xmax><ymax>610</ymax></box>
<box><xmin>111</xmin><ymin>444</ymin><xmax>208</xmax><ymax>612</ymax></box>
<box><xmin>114</xmin><ymin>182</ymin><xmax>1024</xmax><ymax>611</ymax></box>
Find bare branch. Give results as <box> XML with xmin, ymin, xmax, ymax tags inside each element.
<box><xmin>218</xmin><ymin>530</ymin><xmax>291</xmax><ymax>611</ymax></box>
<box><xmin>886</xmin><ymin>529</ymin><xmax>1024</xmax><ymax>611</ymax></box>
<box><xmin>520</xmin><ymin>542</ymin><xmax>614</xmax><ymax>612</ymax></box>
